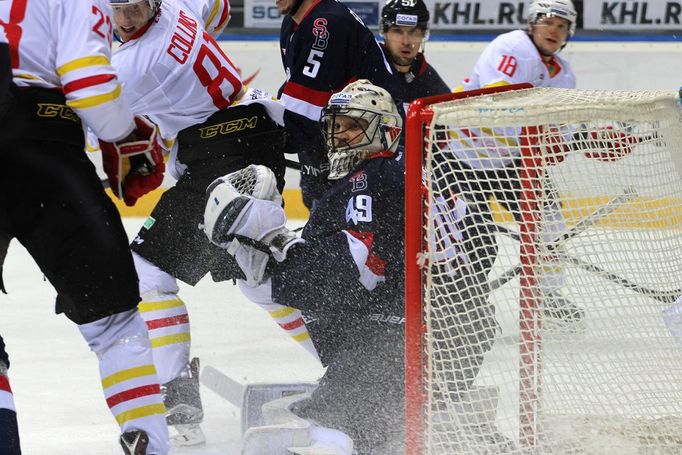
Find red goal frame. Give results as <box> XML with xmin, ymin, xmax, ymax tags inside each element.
<box><xmin>403</xmin><ymin>83</ymin><xmax>535</xmax><ymax>454</ymax></box>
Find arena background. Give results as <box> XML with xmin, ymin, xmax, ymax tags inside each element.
<box><xmin>103</xmin><ymin>0</ymin><xmax>682</xmax><ymax>220</ymax></box>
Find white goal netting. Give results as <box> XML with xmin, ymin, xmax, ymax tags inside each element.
<box><xmin>406</xmin><ymin>87</ymin><xmax>682</xmax><ymax>455</ymax></box>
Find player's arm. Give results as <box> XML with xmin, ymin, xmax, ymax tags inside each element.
<box><xmin>202</xmin><ymin>166</ymin><xmax>390</xmax><ymax>309</ymax></box>
<box><xmin>179</xmin><ymin>0</ymin><xmax>231</xmax><ymax>38</ymax></box>
<box><xmin>56</xmin><ymin>0</ymin><xmax>135</xmax><ymax>141</ymax></box>
<box><xmin>58</xmin><ymin>1</ymin><xmax>165</xmax><ymax>205</ymax></box>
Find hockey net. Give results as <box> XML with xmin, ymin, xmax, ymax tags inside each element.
<box><xmin>404</xmin><ymin>85</ymin><xmax>682</xmax><ymax>455</ymax></box>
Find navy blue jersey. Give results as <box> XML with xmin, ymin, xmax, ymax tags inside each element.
<box><xmin>271</xmin><ymin>152</ymin><xmax>405</xmax><ymax>451</ymax></box>
<box><xmin>383</xmin><ymin>46</ymin><xmax>450</xmax><ymax>113</ymax></box>
<box><xmin>273</xmin><ymin>153</ymin><xmax>404</xmax><ymax>319</ymax></box>
<box><xmin>382</xmin><ymin>46</ymin><xmax>450</xmax><ymax>159</ymax></box>
<box><xmin>279</xmin><ymin>0</ymin><xmax>394</xmax><ymax>207</ymax></box>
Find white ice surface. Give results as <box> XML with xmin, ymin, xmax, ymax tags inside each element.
<box><xmin>0</xmin><ymin>218</ymin><xmax>324</xmax><ymax>455</ymax></box>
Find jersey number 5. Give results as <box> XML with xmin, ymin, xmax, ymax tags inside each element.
<box><xmin>302</xmin><ymin>50</ymin><xmax>323</xmax><ymax>78</ymax></box>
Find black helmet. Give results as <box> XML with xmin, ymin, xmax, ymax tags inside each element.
<box><xmin>381</xmin><ymin>0</ymin><xmax>430</xmax><ymax>33</ymax></box>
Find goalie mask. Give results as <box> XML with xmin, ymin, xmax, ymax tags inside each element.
<box><xmin>321</xmin><ymin>80</ymin><xmax>402</xmax><ymax>180</ymax></box>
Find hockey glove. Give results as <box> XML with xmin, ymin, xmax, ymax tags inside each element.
<box><xmin>206</xmin><ymin>164</ymin><xmax>282</xmax><ymax>204</ymax></box>
<box><xmin>99</xmin><ymin>116</ymin><xmax>165</xmax><ymax>206</ymax></box>
<box><xmin>203</xmin><ymin>177</ymin><xmax>302</xmax><ymax>286</ymax></box>
<box><xmin>541</xmin><ymin>126</ymin><xmax>570</xmax><ymax>165</ymax></box>
<box><xmin>579</xmin><ymin>126</ymin><xmax>636</xmax><ymax>162</ymax></box>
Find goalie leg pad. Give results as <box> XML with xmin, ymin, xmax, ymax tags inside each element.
<box><xmin>242</xmin><ymin>393</ymin><xmax>352</xmax><ymax>455</ymax></box>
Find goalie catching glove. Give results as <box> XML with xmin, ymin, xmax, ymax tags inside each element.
<box><xmin>575</xmin><ymin>126</ymin><xmax>636</xmax><ymax>162</ymax></box>
<box><xmin>203</xmin><ymin>166</ymin><xmax>302</xmax><ymax>287</ymax></box>
<box><xmin>99</xmin><ymin>116</ymin><xmax>165</xmax><ymax>206</ymax></box>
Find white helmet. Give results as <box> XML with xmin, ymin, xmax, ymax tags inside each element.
<box><xmin>528</xmin><ymin>0</ymin><xmax>577</xmax><ymax>37</ymax></box>
<box><xmin>321</xmin><ymin>80</ymin><xmax>402</xmax><ymax>180</ymax></box>
<box><xmin>110</xmin><ymin>0</ymin><xmax>161</xmax><ymax>13</ymax></box>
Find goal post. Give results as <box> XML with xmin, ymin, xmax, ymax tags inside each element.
<box><xmin>404</xmin><ymin>85</ymin><xmax>682</xmax><ymax>454</ymax></box>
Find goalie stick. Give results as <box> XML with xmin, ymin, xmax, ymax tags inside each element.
<box><xmin>486</xmin><ymin>187</ymin><xmax>638</xmax><ymax>292</ymax></box>
<box><xmin>492</xmin><ymin>222</ymin><xmax>682</xmax><ymax>304</ymax></box>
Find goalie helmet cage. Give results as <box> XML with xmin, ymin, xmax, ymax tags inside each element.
<box><xmin>404</xmin><ymin>85</ymin><xmax>682</xmax><ymax>455</ymax></box>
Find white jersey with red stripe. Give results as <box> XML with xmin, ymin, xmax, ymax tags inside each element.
<box><xmin>112</xmin><ymin>0</ymin><xmax>243</xmax><ymax>141</ymax></box>
<box><xmin>0</xmin><ymin>0</ymin><xmax>135</xmax><ymax>142</ymax></box>
<box><xmin>452</xmin><ymin>30</ymin><xmax>576</xmax><ymax>170</ymax></box>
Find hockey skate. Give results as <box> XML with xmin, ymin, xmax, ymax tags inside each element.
<box><xmin>120</xmin><ymin>430</ymin><xmax>149</xmax><ymax>455</ymax></box>
<box><xmin>162</xmin><ymin>357</ymin><xmax>206</xmax><ymax>446</ymax></box>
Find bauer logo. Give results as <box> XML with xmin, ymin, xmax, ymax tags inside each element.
<box><xmin>584</xmin><ymin>1</ymin><xmax>682</xmax><ymax>30</ymax></box>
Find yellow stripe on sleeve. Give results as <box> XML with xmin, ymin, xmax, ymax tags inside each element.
<box><xmin>205</xmin><ymin>0</ymin><xmax>221</xmax><ymax>31</ymax></box>
<box><xmin>57</xmin><ymin>56</ymin><xmax>110</xmax><ymax>76</ymax></box>
<box><xmin>101</xmin><ymin>365</ymin><xmax>158</xmax><ymax>389</ymax></box>
<box><xmin>66</xmin><ymin>85</ymin><xmax>122</xmax><ymax>109</ymax></box>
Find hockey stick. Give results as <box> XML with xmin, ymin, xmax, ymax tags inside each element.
<box><xmin>487</xmin><ymin>187</ymin><xmax>638</xmax><ymax>292</ymax></box>
<box><xmin>555</xmin><ymin>252</ymin><xmax>682</xmax><ymax>305</ymax></box>
<box><xmin>493</xmin><ymin>223</ymin><xmax>682</xmax><ymax>304</ymax></box>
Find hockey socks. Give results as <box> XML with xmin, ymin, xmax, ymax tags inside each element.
<box><xmin>79</xmin><ymin>309</ymin><xmax>170</xmax><ymax>455</ymax></box>
<box><xmin>137</xmin><ymin>291</ymin><xmax>191</xmax><ymax>385</ymax></box>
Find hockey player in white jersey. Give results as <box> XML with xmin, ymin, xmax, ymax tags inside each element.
<box><xmin>108</xmin><ymin>0</ymin><xmax>314</xmax><ymax>445</ymax></box>
<box><xmin>0</xmin><ymin>1</ymin><xmax>169</xmax><ymax>454</ymax></box>
<box><xmin>452</xmin><ymin>0</ymin><xmax>583</xmax><ymax>325</ymax></box>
